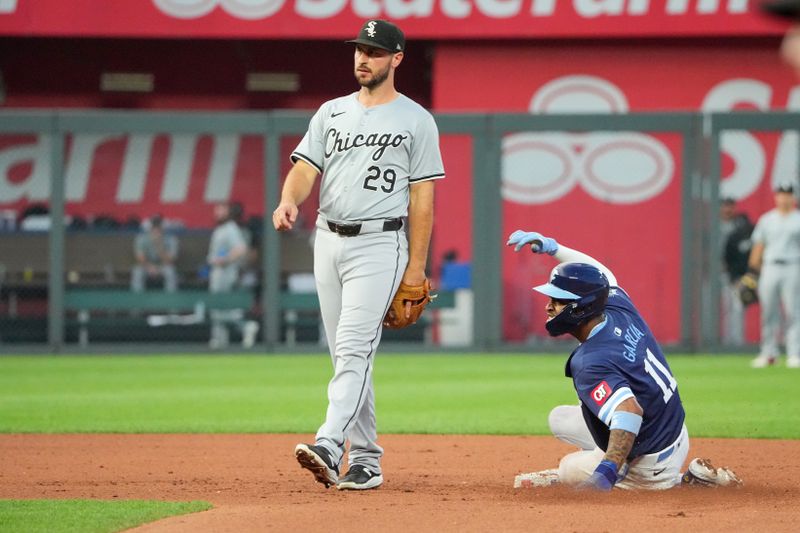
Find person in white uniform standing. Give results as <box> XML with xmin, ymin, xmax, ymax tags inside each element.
<box><xmin>272</xmin><ymin>19</ymin><xmax>445</xmax><ymax>490</ymax></box>
<box><xmin>748</xmin><ymin>184</ymin><xmax>800</xmax><ymax>368</ymax></box>
<box><xmin>208</xmin><ymin>201</ymin><xmax>259</xmax><ymax>349</ymax></box>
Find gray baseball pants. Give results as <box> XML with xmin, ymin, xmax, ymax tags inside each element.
<box><xmin>209</xmin><ymin>264</ymin><xmax>244</xmax><ymax>346</ymax></box>
<box><xmin>312</xmin><ymin>225</ymin><xmax>407</xmax><ymax>472</ymax></box>
<box><xmin>721</xmin><ymin>272</ymin><xmax>745</xmax><ymax>346</ymax></box>
<box><xmin>757</xmin><ymin>262</ymin><xmax>800</xmax><ymax>358</ymax></box>
<box><xmin>131</xmin><ymin>264</ymin><xmax>177</xmax><ymax>292</ymax></box>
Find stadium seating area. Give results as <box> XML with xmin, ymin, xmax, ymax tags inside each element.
<box><xmin>0</xmin><ymin>228</ymin><xmax>315</xmax><ymax>344</ymax></box>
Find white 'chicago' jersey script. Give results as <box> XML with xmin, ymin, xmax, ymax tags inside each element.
<box><xmin>291</xmin><ymin>92</ymin><xmax>445</xmax><ymax>222</ymax></box>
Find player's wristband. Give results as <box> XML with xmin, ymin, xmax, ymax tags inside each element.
<box><xmin>593</xmin><ymin>459</ymin><xmax>619</xmax><ymax>489</ymax></box>
<box><xmin>610</xmin><ymin>411</ymin><xmax>642</xmax><ymax>435</ymax></box>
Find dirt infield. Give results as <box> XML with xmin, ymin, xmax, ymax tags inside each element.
<box><xmin>1</xmin><ymin>434</ymin><xmax>798</xmax><ymax>532</ymax></box>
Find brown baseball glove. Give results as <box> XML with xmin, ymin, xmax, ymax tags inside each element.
<box><xmin>737</xmin><ymin>271</ymin><xmax>759</xmax><ymax>307</ymax></box>
<box><xmin>383</xmin><ymin>279</ymin><xmax>434</xmax><ymax>329</ymax></box>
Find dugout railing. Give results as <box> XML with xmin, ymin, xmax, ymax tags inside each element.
<box><xmin>1</xmin><ymin>110</ymin><xmax>798</xmax><ymax>353</ymax></box>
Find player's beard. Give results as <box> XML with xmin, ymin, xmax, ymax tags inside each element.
<box><xmin>356</xmin><ymin>62</ymin><xmax>391</xmax><ymax>89</ymax></box>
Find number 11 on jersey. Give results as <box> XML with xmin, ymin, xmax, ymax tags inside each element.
<box><xmin>644</xmin><ymin>348</ymin><xmax>677</xmax><ymax>403</ymax></box>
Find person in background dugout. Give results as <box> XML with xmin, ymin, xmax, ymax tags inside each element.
<box><xmin>748</xmin><ymin>184</ymin><xmax>800</xmax><ymax>368</ymax></box>
<box><xmin>720</xmin><ymin>199</ymin><xmax>753</xmax><ymax>346</ymax></box>
<box><xmin>761</xmin><ymin>0</ymin><xmax>800</xmax><ymax>77</ymax></box>
<box><xmin>130</xmin><ymin>214</ymin><xmax>178</xmax><ymax>292</ymax></box>
<box><xmin>208</xmin><ymin>201</ymin><xmax>259</xmax><ymax>350</ymax></box>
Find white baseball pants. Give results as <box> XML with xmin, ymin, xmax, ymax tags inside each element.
<box><xmin>548</xmin><ymin>405</ymin><xmax>689</xmax><ymax>490</ymax></box>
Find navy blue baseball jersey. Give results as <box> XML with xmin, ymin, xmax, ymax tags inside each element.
<box><xmin>565</xmin><ymin>287</ymin><xmax>685</xmax><ymax>459</ymax></box>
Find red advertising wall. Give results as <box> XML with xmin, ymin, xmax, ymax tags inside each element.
<box><xmin>2</xmin><ymin>0</ymin><xmax>798</xmax><ymax>344</ymax></box>
<box><xmin>432</xmin><ymin>40</ymin><xmax>798</xmax><ymax>342</ymax></box>
<box><xmin>0</xmin><ymin>0</ymin><xmax>789</xmax><ymax>38</ymax></box>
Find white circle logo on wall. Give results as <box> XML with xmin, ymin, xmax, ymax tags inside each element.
<box><xmin>153</xmin><ymin>0</ymin><xmax>286</xmax><ymax>19</ymax></box>
<box><xmin>0</xmin><ymin>0</ymin><xmax>19</xmax><ymax>15</ymax></box>
<box><xmin>580</xmin><ymin>133</ymin><xmax>673</xmax><ymax>203</ymax></box>
<box><xmin>502</xmin><ymin>75</ymin><xmax>675</xmax><ymax>205</ymax></box>
<box><xmin>529</xmin><ymin>75</ymin><xmax>628</xmax><ymax>114</ymax></box>
<box><xmin>502</xmin><ymin>133</ymin><xmax>578</xmax><ymax>204</ymax></box>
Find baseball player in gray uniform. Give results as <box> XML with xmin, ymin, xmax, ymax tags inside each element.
<box><xmin>272</xmin><ymin>19</ymin><xmax>445</xmax><ymax>490</ymax></box>
<box><xmin>208</xmin><ymin>201</ymin><xmax>258</xmax><ymax>349</ymax></box>
<box><xmin>130</xmin><ymin>214</ymin><xmax>178</xmax><ymax>292</ymax></box>
<box><xmin>748</xmin><ymin>184</ymin><xmax>800</xmax><ymax>368</ymax></box>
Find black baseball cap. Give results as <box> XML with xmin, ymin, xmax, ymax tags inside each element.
<box><xmin>760</xmin><ymin>0</ymin><xmax>800</xmax><ymax>19</ymax></box>
<box><xmin>776</xmin><ymin>184</ymin><xmax>796</xmax><ymax>193</ymax></box>
<box><xmin>346</xmin><ymin>20</ymin><xmax>405</xmax><ymax>53</ymax></box>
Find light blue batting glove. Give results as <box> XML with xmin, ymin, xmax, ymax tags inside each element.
<box><xmin>506</xmin><ymin>230</ymin><xmax>559</xmax><ymax>255</ymax></box>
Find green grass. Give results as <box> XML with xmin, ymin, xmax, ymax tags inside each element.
<box><xmin>1</xmin><ymin>354</ymin><xmax>798</xmax><ymax>438</ymax></box>
<box><xmin>0</xmin><ymin>499</ymin><xmax>211</xmax><ymax>533</ymax></box>
<box><xmin>0</xmin><ymin>354</ymin><xmax>795</xmax><ymax>532</ymax></box>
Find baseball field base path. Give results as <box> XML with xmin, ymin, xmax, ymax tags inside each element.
<box><xmin>1</xmin><ymin>434</ymin><xmax>798</xmax><ymax>532</ymax></box>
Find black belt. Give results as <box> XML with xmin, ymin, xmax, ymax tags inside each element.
<box><xmin>327</xmin><ymin>218</ymin><xmax>402</xmax><ymax>236</ymax></box>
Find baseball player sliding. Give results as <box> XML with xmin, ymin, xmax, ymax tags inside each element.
<box><xmin>273</xmin><ymin>20</ymin><xmax>445</xmax><ymax>490</ymax></box>
<box><xmin>507</xmin><ymin>230</ymin><xmax>741</xmax><ymax>490</ymax></box>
